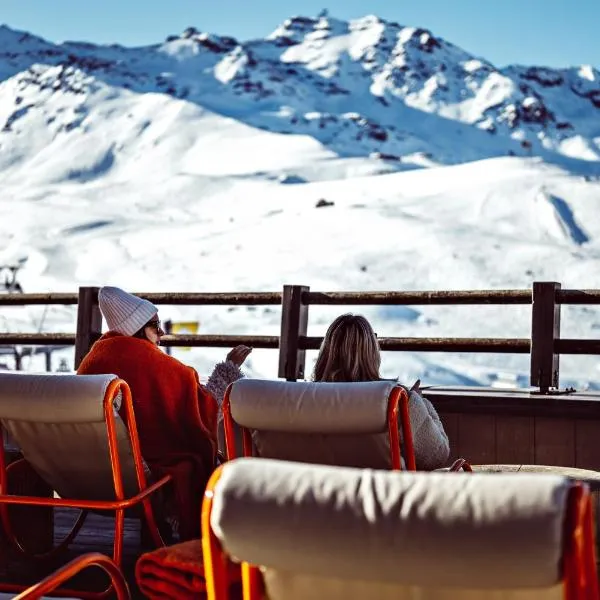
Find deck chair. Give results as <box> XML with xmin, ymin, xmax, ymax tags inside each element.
<box><xmin>222</xmin><ymin>379</ymin><xmax>415</xmax><ymax>470</ymax></box>
<box><xmin>203</xmin><ymin>458</ymin><xmax>599</xmax><ymax>600</ymax></box>
<box><xmin>8</xmin><ymin>552</ymin><xmax>130</xmax><ymax>599</ymax></box>
<box><xmin>0</xmin><ymin>372</ymin><xmax>171</xmax><ymax>598</ymax></box>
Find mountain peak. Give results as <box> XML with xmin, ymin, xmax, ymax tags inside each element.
<box><xmin>0</xmin><ymin>13</ymin><xmax>598</xmax><ymax>169</ymax></box>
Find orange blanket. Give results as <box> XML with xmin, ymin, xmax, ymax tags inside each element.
<box><xmin>78</xmin><ymin>331</ymin><xmax>218</xmax><ymax>539</ymax></box>
<box><xmin>135</xmin><ymin>539</ymin><xmax>241</xmax><ymax>599</ymax></box>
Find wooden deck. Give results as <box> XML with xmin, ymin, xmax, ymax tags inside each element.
<box><xmin>0</xmin><ymin>508</ymin><xmax>148</xmax><ymax>598</ymax></box>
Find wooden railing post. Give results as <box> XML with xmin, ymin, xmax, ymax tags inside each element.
<box><xmin>530</xmin><ymin>281</ymin><xmax>561</xmax><ymax>392</ymax></box>
<box><xmin>74</xmin><ymin>286</ymin><xmax>102</xmax><ymax>369</ymax></box>
<box><xmin>13</xmin><ymin>348</ymin><xmax>21</xmax><ymax>371</ymax></box>
<box><xmin>278</xmin><ymin>285</ymin><xmax>310</xmax><ymax>381</ymax></box>
<box><xmin>163</xmin><ymin>319</ymin><xmax>173</xmax><ymax>356</ymax></box>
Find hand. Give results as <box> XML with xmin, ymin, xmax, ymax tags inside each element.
<box><xmin>226</xmin><ymin>345</ymin><xmax>252</xmax><ymax>367</ymax></box>
<box><xmin>410</xmin><ymin>379</ymin><xmax>421</xmax><ymax>394</ymax></box>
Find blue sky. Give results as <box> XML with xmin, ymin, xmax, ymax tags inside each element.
<box><xmin>1</xmin><ymin>0</ymin><xmax>598</xmax><ymax>68</ymax></box>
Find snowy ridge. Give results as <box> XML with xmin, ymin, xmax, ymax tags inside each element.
<box><xmin>0</xmin><ymin>15</ymin><xmax>600</xmax><ymax>389</ymax></box>
<box><xmin>0</xmin><ymin>15</ymin><xmax>599</xmax><ymax>175</ymax></box>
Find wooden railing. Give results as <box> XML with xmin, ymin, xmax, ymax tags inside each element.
<box><xmin>1</xmin><ymin>282</ymin><xmax>600</xmax><ymax>392</ymax></box>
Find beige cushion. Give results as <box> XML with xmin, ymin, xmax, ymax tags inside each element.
<box><xmin>211</xmin><ymin>458</ymin><xmax>569</xmax><ymax>591</ymax></box>
<box><xmin>250</xmin><ymin>430</ymin><xmax>394</xmax><ymax>469</ymax></box>
<box><xmin>228</xmin><ymin>379</ymin><xmax>399</xmax><ymax>468</ymax></box>
<box><xmin>0</xmin><ymin>372</ymin><xmax>121</xmax><ymax>423</ymax></box>
<box><xmin>229</xmin><ymin>379</ymin><xmax>396</xmax><ymax>433</ymax></box>
<box><xmin>262</xmin><ymin>572</ymin><xmax>563</xmax><ymax>600</ymax></box>
<box><xmin>0</xmin><ymin>372</ymin><xmax>140</xmax><ymax>501</ymax></box>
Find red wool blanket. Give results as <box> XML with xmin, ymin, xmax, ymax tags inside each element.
<box><xmin>78</xmin><ymin>331</ymin><xmax>218</xmax><ymax>539</ymax></box>
<box><xmin>135</xmin><ymin>540</ymin><xmax>241</xmax><ymax>599</ymax></box>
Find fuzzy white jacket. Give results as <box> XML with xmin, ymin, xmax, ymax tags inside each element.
<box><xmin>401</xmin><ymin>387</ymin><xmax>450</xmax><ymax>471</ymax></box>
<box><xmin>205</xmin><ymin>360</ymin><xmax>244</xmax><ymax>407</ymax></box>
<box><xmin>205</xmin><ymin>360</ymin><xmax>245</xmax><ymax>455</ymax></box>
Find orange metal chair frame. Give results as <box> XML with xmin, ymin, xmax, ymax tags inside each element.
<box><xmin>13</xmin><ymin>552</ymin><xmax>131</xmax><ymax>600</ymax></box>
<box><xmin>0</xmin><ymin>378</ymin><xmax>172</xmax><ymax>599</ymax></box>
<box><xmin>202</xmin><ymin>468</ymin><xmax>599</xmax><ymax>600</ymax></box>
<box><xmin>222</xmin><ymin>383</ymin><xmax>416</xmax><ymax>471</ymax></box>
<box><xmin>563</xmin><ymin>483</ymin><xmax>600</xmax><ymax>600</ymax></box>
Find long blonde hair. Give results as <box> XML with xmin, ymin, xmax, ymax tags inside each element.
<box><xmin>312</xmin><ymin>313</ymin><xmax>381</xmax><ymax>382</ymax></box>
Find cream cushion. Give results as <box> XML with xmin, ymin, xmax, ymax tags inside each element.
<box><xmin>211</xmin><ymin>458</ymin><xmax>570</xmax><ymax>596</ymax></box>
<box><xmin>0</xmin><ymin>372</ymin><xmax>140</xmax><ymax>501</ymax></box>
<box><xmin>228</xmin><ymin>379</ymin><xmax>400</xmax><ymax>468</ymax></box>
<box><xmin>229</xmin><ymin>379</ymin><xmax>396</xmax><ymax>433</ymax></box>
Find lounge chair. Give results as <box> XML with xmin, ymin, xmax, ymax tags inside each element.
<box><xmin>0</xmin><ymin>372</ymin><xmax>171</xmax><ymax>598</ymax></box>
<box><xmin>222</xmin><ymin>379</ymin><xmax>415</xmax><ymax>470</ymax></box>
<box><xmin>202</xmin><ymin>457</ymin><xmax>599</xmax><ymax>600</ymax></box>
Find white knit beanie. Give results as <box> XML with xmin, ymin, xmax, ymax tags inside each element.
<box><xmin>98</xmin><ymin>286</ymin><xmax>158</xmax><ymax>336</ymax></box>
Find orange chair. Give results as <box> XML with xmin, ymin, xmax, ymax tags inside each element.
<box><xmin>11</xmin><ymin>552</ymin><xmax>130</xmax><ymax>599</ymax></box>
<box><xmin>222</xmin><ymin>379</ymin><xmax>415</xmax><ymax>470</ymax></box>
<box><xmin>203</xmin><ymin>458</ymin><xmax>599</xmax><ymax>600</ymax></box>
<box><xmin>0</xmin><ymin>372</ymin><xmax>171</xmax><ymax>598</ymax></box>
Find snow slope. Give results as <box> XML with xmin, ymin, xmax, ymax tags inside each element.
<box><xmin>0</xmin><ymin>14</ymin><xmax>599</xmax><ymax>388</ymax></box>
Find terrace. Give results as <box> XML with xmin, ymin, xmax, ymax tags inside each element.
<box><xmin>1</xmin><ymin>281</ymin><xmax>599</xmax><ymax>597</ymax></box>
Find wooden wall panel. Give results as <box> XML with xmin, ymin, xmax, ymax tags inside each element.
<box><xmin>495</xmin><ymin>416</ymin><xmax>534</xmax><ymax>464</ymax></box>
<box><xmin>456</xmin><ymin>415</ymin><xmax>496</xmax><ymax>465</ymax></box>
<box><xmin>432</xmin><ymin>407</ymin><xmax>600</xmax><ymax>472</ymax></box>
<box><xmin>534</xmin><ymin>418</ymin><xmax>575</xmax><ymax>466</ymax></box>
<box><xmin>437</xmin><ymin>412</ymin><xmax>459</xmax><ymax>465</ymax></box>
<box><xmin>575</xmin><ymin>420</ymin><xmax>600</xmax><ymax>471</ymax></box>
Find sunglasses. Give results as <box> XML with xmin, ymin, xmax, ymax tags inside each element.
<box><xmin>146</xmin><ymin>319</ymin><xmax>162</xmax><ymax>331</ymax></box>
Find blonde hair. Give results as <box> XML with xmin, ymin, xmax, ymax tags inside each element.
<box><xmin>312</xmin><ymin>314</ymin><xmax>381</xmax><ymax>382</ymax></box>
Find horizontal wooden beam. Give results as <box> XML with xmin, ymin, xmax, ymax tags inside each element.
<box><xmin>0</xmin><ymin>334</ymin><xmax>76</xmax><ymax>345</ymax></box>
<box><xmin>160</xmin><ymin>335</ymin><xmax>280</xmax><ymax>349</ymax></box>
<box><xmin>6</xmin><ymin>334</ymin><xmax>599</xmax><ymax>356</ymax></box>
<box><xmin>557</xmin><ymin>289</ymin><xmax>600</xmax><ymax>304</ymax></box>
<box><xmin>3</xmin><ymin>288</ymin><xmax>600</xmax><ymax>308</ymax></box>
<box><xmin>304</xmin><ymin>290</ymin><xmax>532</xmax><ymax>305</ymax></box>
<box><xmin>0</xmin><ymin>334</ymin><xmax>531</xmax><ymax>354</ymax></box>
<box><xmin>133</xmin><ymin>292</ymin><xmax>282</xmax><ymax>305</ymax></box>
<box><xmin>0</xmin><ymin>294</ymin><xmax>78</xmax><ymax>306</ymax></box>
<box><xmin>556</xmin><ymin>339</ymin><xmax>600</xmax><ymax>354</ymax></box>
<box><xmin>301</xmin><ymin>336</ymin><xmax>530</xmax><ymax>353</ymax></box>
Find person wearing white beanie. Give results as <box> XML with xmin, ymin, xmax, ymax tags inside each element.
<box><xmin>98</xmin><ymin>286</ymin><xmax>159</xmax><ymax>337</ymax></box>
<box><xmin>77</xmin><ymin>286</ymin><xmax>251</xmax><ymax>541</ymax></box>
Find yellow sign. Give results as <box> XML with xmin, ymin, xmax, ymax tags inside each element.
<box><xmin>170</xmin><ymin>321</ymin><xmax>199</xmax><ymax>351</ymax></box>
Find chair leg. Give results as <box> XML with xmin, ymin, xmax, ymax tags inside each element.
<box><xmin>1</xmin><ymin>458</ymin><xmax>56</xmax><ymax>560</ymax></box>
<box><xmin>140</xmin><ymin>497</ymin><xmax>168</xmax><ymax>548</ymax></box>
<box><xmin>140</xmin><ymin>514</ymin><xmax>171</xmax><ymax>549</ymax></box>
<box><xmin>113</xmin><ymin>509</ymin><xmax>125</xmax><ymax>567</ymax></box>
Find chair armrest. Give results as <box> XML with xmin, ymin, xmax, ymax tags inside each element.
<box><xmin>14</xmin><ymin>552</ymin><xmax>130</xmax><ymax>599</ymax></box>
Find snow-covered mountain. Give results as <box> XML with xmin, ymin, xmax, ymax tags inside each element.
<box><xmin>1</xmin><ymin>14</ymin><xmax>600</xmax><ymax>388</ymax></box>
<box><xmin>0</xmin><ymin>14</ymin><xmax>599</xmax><ymax>175</ymax></box>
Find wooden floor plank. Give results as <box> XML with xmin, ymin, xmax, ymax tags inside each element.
<box><xmin>0</xmin><ymin>508</ymin><xmax>150</xmax><ymax>598</ymax></box>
